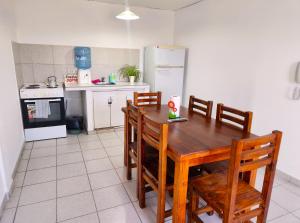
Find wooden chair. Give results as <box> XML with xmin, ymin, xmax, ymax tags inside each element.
<box><xmin>188</xmin><ymin>131</ymin><xmax>282</xmax><ymax>223</ymax></box>
<box><xmin>137</xmin><ymin>110</ymin><xmax>173</xmax><ymax>223</ymax></box>
<box><xmin>189</xmin><ymin>95</ymin><xmax>213</xmax><ymax>118</ymax></box>
<box><xmin>134</xmin><ymin>91</ymin><xmax>162</xmax><ymax>107</ymax></box>
<box><xmin>125</xmin><ymin>100</ymin><xmax>140</xmax><ymax>180</ymax></box>
<box><xmin>202</xmin><ymin>103</ymin><xmax>253</xmax><ymax>174</ymax></box>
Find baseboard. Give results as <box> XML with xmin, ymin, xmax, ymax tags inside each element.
<box><xmin>276</xmin><ymin>169</ymin><xmax>300</xmax><ymax>186</ymax></box>
<box><xmin>0</xmin><ymin>140</ymin><xmax>25</xmax><ymax>219</ymax></box>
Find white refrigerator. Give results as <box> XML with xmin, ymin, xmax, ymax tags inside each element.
<box><xmin>144</xmin><ymin>46</ymin><xmax>186</xmax><ymax>104</ymax></box>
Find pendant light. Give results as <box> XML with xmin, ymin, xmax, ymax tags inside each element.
<box><xmin>116</xmin><ymin>8</ymin><xmax>140</xmax><ymax>20</ymax></box>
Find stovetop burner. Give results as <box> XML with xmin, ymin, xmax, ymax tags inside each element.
<box><xmin>25</xmin><ymin>84</ymin><xmax>41</xmax><ymax>89</ymax></box>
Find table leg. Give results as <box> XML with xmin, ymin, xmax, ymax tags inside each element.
<box><xmin>172</xmin><ymin>160</ymin><xmax>189</xmax><ymax>223</ymax></box>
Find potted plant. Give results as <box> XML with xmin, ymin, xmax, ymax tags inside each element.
<box><xmin>119</xmin><ymin>65</ymin><xmax>141</xmax><ymax>84</ymax></box>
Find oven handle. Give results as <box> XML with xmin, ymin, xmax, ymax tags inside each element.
<box><xmin>24</xmin><ymin>99</ymin><xmax>62</xmax><ymax>103</ymax></box>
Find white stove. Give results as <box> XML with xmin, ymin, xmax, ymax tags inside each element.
<box><xmin>20</xmin><ymin>83</ymin><xmax>66</xmax><ymax>141</ymax></box>
<box><xmin>20</xmin><ymin>83</ymin><xmax>64</xmax><ymax>99</ymax></box>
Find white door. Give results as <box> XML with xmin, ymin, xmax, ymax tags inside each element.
<box><xmin>111</xmin><ymin>91</ymin><xmax>129</xmax><ymax>127</ymax></box>
<box><xmin>93</xmin><ymin>92</ymin><xmax>111</xmax><ymax>128</ymax></box>
<box><xmin>154</xmin><ymin>68</ymin><xmax>184</xmax><ymax>104</ymax></box>
<box><xmin>155</xmin><ymin>48</ymin><xmax>186</xmax><ymax>67</ymax></box>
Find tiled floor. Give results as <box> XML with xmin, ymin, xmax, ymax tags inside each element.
<box><xmin>1</xmin><ymin>128</ymin><xmax>300</xmax><ymax>223</ymax></box>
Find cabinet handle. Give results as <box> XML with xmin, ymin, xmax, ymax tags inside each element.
<box><xmin>108</xmin><ymin>97</ymin><xmax>112</xmax><ymax>105</ymax></box>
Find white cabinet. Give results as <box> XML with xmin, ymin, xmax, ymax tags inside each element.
<box><xmin>93</xmin><ymin>90</ymin><xmax>138</xmax><ymax>129</ymax></box>
<box><xmin>111</xmin><ymin>91</ymin><xmax>129</xmax><ymax>127</ymax></box>
<box><xmin>93</xmin><ymin>92</ymin><xmax>111</xmax><ymax>128</ymax></box>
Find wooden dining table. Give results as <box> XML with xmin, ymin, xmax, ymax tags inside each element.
<box><xmin>122</xmin><ymin>105</ymin><xmax>257</xmax><ymax>223</ymax></box>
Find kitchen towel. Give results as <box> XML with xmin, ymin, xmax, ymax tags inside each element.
<box><xmin>35</xmin><ymin>100</ymin><xmax>51</xmax><ymax>119</ymax></box>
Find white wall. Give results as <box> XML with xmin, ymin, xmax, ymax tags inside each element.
<box><xmin>14</xmin><ymin>0</ymin><xmax>174</xmax><ymax>49</ymax></box>
<box><xmin>175</xmin><ymin>0</ymin><xmax>300</xmax><ymax>180</ymax></box>
<box><xmin>0</xmin><ymin>0</ymin><xmax>25</xmax><ymax>204</ymax></box>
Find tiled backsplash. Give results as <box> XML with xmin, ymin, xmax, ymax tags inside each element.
<box><xmin>12</xmin><ymin>42</ymin><xmax>140</xmax><ymax>87</ymax></box>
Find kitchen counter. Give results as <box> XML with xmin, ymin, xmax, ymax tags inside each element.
<box><xmin>64</xmin><ymin>82</ymin><xmax>149</xmax><ymax>91</ymax></box>
<box><xmin>64</xmin><ymin>82</ymin><xmax>150</xmax><ymax>133</ymax></box>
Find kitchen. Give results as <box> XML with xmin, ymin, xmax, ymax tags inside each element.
<box><xmin>1</xmin><ymin>0</ymin><xmax>300</xmax><ymax>223</ymax></box>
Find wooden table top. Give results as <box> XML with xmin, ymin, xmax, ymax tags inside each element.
<box><xmin>125</xmin><ymin>105</ymin><xmax>257</xmax><ymax>161</ymax></box>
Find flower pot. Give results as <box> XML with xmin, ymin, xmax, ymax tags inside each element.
<box><xmin>129</xmin><ymin>76</ymin><xmax>135</xmax><ymax>85</ymax></box>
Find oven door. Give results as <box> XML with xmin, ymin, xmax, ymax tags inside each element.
<box><xmin>21</xmin><ymin>97</ymin><xmax>66</xmax><ymax>129</ymax></box>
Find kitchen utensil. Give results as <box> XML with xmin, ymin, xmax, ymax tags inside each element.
<box><xmin>47</xmin><ymin>76</ymin><xmax>57</xmax><ymax>88</ymax></box>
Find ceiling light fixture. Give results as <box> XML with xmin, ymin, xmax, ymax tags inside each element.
<box><xmin>116</xmin><ymin>8</ymin><xmax>140</xmax><ymax>20</ymax></box>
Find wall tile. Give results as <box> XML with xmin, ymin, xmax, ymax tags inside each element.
<box><xmin>124</xmin><ymin>49</ymin><xmax>140</xmax><ymax>66</ymax></box>
<box><xmin>33</xmin><ymin>64</ymin><xmax>55</xmax><ymax>83</ymax></box>
<box><xmin>20</xmin><ymin>44</ymin><xmax>34</xmax><ymax>63</ymax></box>
<box><xmin>54</xmin><ymin>65</ymin><xmax>67</xmax><ymax>82</ymax></box>
<box><xmin>108</xmin><ymin>48</ymin><xmax>126</xmax><ymax>66</ymax></box>
<box><xmin>21</xmin><ymin>64</ymin><xmax>34</xmax><ymax>83</ymax></box>
<box><xmin>53</xmin><ymin>46</ymin><xmax>74</xmax><ymax>65</ymax></box>
<box><xmin>15</xmin><ymin>64</ymin><xmax>24</xmax><ymax>87</ymax></box>
<box><xmin>31</xmin><ymin>44</ymin><xmax>54</xmax><ymax>64</ymax></box>
<box><xmin>12</xmin><ymin>42</ymin><xmax>21</xmax><ymax>64</ymax></box>
<box><xmin>91</xmin><ymin>47</ymin><xmax>109</xmax><ymax>65</ymax></box>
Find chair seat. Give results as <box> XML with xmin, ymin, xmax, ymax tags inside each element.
<box><xmin>192</xmin><ymin>173</ymin><xmax>263</xmax><ymax>214</ymax></box>
<box><xmin>202</xmin><ymin>161</ymin><xmax>229</xmax><ymax>174</ymax></box>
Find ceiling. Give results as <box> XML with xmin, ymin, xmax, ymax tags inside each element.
<box><xmin>89</xmin><ymin>0</ymin><xmax>202</xmax><ymax>10</ymax></box>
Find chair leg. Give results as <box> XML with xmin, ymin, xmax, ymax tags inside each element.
<box><xmin>138</xmin><ymin>174</ymin><xmax>146</xmax><ymax>208</ymax></box>
<box><xmin>157</xmin><ymin>188</ymin><xmax>166</xmax><ymax>223</ymax></box>
<box><xmin>188</xmin><ymin>188</ymin><xmax>197</xmax><ymax>223</ymax></box>
<box><xmin>126</xmin><ymin>154</ymin><xmax>132</xmax><ymax>180</ymax></box>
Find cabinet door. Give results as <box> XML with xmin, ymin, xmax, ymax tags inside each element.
<box><xmin>93</xmin><ymin>92</ymin><xmax>111</xmax><ymax>128</ymax></box>
<box><xmin>111</xmin><ymin>91</ymin><xmax>130</xmax><ymax>127</ymax></box>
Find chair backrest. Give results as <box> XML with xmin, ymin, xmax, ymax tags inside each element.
<box><xmin>134</xmin><ymin>91</ymin><xmax>162</xmax><ymax>107</ymax></box>
<box><xmin>224</xmin><ymin>131</ymin><xmax>282</xmax><ymax>222</ymax></box>
<box><xmin>138</xmin><ymin>110</ymin><xmax>169</xmax><ymax>187</ymax></box>
<box><xmin>127</xmin><ymin>100</ymin><xmax>139</xmax><ymax>129</ymax></box>
<box><xmin>216</xmin><ymin>103</ymin><xmax>253</xmax><ymax>132</ymax></box>
<box><xmin>188</xmin><ymin>95</ymin><xmax>213</xmax><ymax>118</ymax></box>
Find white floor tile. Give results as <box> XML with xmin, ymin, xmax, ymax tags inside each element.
<box><xmin>78</xmin><ymin>135</ymin><xmax>100</xmax><ymax>143</ymax></box>
<box><xmin>22</xmin><ymin>150</ymin><xmax>31</xmax><ymax>159</ymax></box>
<box><xmin>60</xmin><ymin>213</ymin><xmax>99</xmax><ymax>223</ymax></box>
<box><xmin>57</xmin><ymin>162</ymin><xmax>87</xmax><ymax>180</ymax></box>
<box><xmin>57</xmin><ymin>152</ymin><xmax>83</xmax><ymax>165</ymax></box>
<box><xmin>30</xmin><ymin>146</ymin><xmax>56</xmax><ymax>158</ymax></box>
<box><xmin>17</xmin><ymin>159</ymin><xmax>29</xmax><ymax>172</ymax></box>
<box><xmin>116</xmin><ymin>167</ymin><xmax>137</xmax><ymax>183</ymax></box>
<box><xmin>14</xmin><ymin>172</ymin><xmax>25</xmax><ymax>187</ymax></box>
<box><xmin>24</xmin><ymin>142</ymin><xmax>33</xmax><ymax>150</ymax></box>
<box><xmin>27</xmin><ymin>156</ymin><xmax>56</xmax><ymax>170</ymax></box>
<box><xmin>101</xmin><ymin>138</ymin><xmax>122</xmax><ymax>147</ymax></box>
<box><xmin>283</xmin><ymin>182</ymin><xmax>300</xmax><ymax>197</ymax></box>
<box><xmin>33</xmin><ymin>139</ymin><xmax>56</xmax><ymax>149</ymax></box>
<box><xmin>105</xmin><ymin>145</ymin><xmax>123</xmax><ymax>157</ymax></box>
<box><xmin>93</xmin><ymin>184</ymin><xmax>130</xmax><ymax>210</ymax></box>
<box><xmin>57</xmin><ymin>136</ymin><xmax>79</xmax><ymax>146</ymax></box>
<box><xmin>271</xmin><ymin>186</ymin><xmax>300</xmax><ymax>211</ymax></box>
<box><xmin>123</xmin><ymin>180</ymin><xmax>138</xmax><ymax>202</ymax></box>
<box><xmin>23</xmin><ymin>167</ymin><xmax>56</xmax><ymax>186</ymax></box>
<box><xmin>80</xmin><ymin>141</ymin><xmax>103</xmax><ymax>151</ymax></box>
<box><xmin>89</xmin><ymin>169</ymin><xmax>120</xmax><ymax>190</ymax></box>
<box><xmin>57</xmin><ymin>192</ymin><xmax>96</xmax><ymax>222</ymax></box>
<box><xmin>82</xmin><ymin>149</ymin><xmax>107</xmax><ymax>161</ymax></box>
<box><xmin>85</xmin><ymin>158</ymin><xmax>113</xmax><ymax>174</ymax></box>
<box><xmin>98</xmin><ymin>203</ymin><xmax>141</xmax><ymax>223</ymax></box>
<box><xmin>57</xmin><ymin>144</ymin><xmax>81</xmax><ymax>154</ymax></box>
<box><xmin>293</xmin><ymin>209</ymin><xmax>300</xmax><ymax>219</ymax></box>
<box><xmin>98</xmin><ymin>132</ymin><xmax>119</xmax><ymax>140</ymax></box>
<box><xmin>133</xmin><ymin>201</ymin><xmax>156</xmax><ymax>223</ymax></box>
<box><xmin>58</xmin><ymin>175</ymin><xmax>91</xmax><ymax>197</ymax></box>
<box><xmin>19</xmin><ymin>181</ymin><xmax>56</xmax><ymax>206</ymax></box>
<box><xmin>5</xmin><ymin>188</ymin><xmax>21</xmax><ymax>209</ymax></box>
<box><xmin>110</xmin><ymin>155</ymin><xmax>124</xmax><ymax>168</ymax></box>
<box><xmin>197</xmin><ymin>213</ymin><xmax>222</xmax><ymax>223</ymax></box>
<box><xmin>0</xmin><ymin>208</ymin><xmax>16</xmax><ymax>223</ymax></box>
<box><xmin>14</xmin><ymin>199</ymin><xmax>56</xmax><ymax>223</ymax></box>
<box><xmin>267</xmin><ymin>201</ymin><xmax>289</xmax><ymax>221</ymax></box>
<box><xmin>269</xmin><ymin>214</ymin><xmax>300</xmax><ymax>223</ymax></box>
